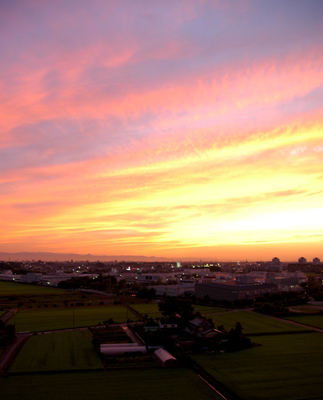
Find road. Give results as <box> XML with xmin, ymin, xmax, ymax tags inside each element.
<box><xmin>0</xmin><ymin>333</ymin><xmax>32</xmax><ymax>374</ymax></box>
<box><xmin>0</xmin><ymin>309</ymin><xmax>17</xmax><ymax>324</ymax></box>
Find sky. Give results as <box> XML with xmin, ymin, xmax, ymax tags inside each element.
<box><xmin>1</xmin><ymin>0</ymin><xmax>323</xmax><ymax>261</ymax></box>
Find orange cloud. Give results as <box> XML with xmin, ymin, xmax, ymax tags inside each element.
<box><xmin>1</xmin><ymin>1</ymin><xmax>323</xmax><ymax>259</ymax></box>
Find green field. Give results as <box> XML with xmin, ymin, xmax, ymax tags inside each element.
<box><xmin>290</xmin><ymin>304</ymin><xmax>323</xmax><ymax>313</ymax></box>
<box><xmin>0</xmin><ymin>281</ymin><xmax>64</xmax><ymax>295</ymax></box>
<box><xmin>0</xmin><ymin>368</ymin><xmax>222</xmax><ymax>400</ymax></box>
<box><xmin>193</xmin><ymin>333</ymin><xmax>323</xmax><ymax>400</ymax></box>
<box><xmin>9</xmin><ymin>330</ymin><xmax>103</xmax><ymax>373</ymax></box>
<box><xmin>0</xmin><ymin>289</ymin><xmax>115</xmax><ymax>310</ymax></box>
<box><xmin>208</xmin><ymin>311</ymin><xmax>310</xmax><ymax>335</ymax></box>
<box><xmin>130</xmin><ymin>303</ymin><xmax>226</xmax><ymax>319</ymax></box>
<box><xmin>194</xmin><ymin>305</ymin><xmax>227</xmax><ymax>315</ymax></box>
<box><xmin>9</xmin><ymin>306</ymin><xmax>139</xmax><ymax>332</ymax></box>
<box><xmin>283</xmin><ymin>314</ymin><xmax>323</xmax><ymax>330</ymax></box>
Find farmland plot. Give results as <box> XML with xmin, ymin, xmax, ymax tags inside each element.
<box><xmin>193</xmin><ymin>333</ymin><xmax>323</xmax><ymax>400</ymax></box>
<box><xmin>208</xmin><ymin>311</ymin><xmax>310</xmax><ymax>335</ymax></box>
<box><xmin>1</xmin><ymin>368</ymin><xmax>223</xmax><ymax>400</ymax></box>
<box><xmin>283</xmin><ymin>314</ymin><xmax>323</xmax><ymax>330</ymax></box>
<box><xmin>0</xmin><ymin>281</ymin><xmax>63</xmax><ymax>295</ymax></box>
<box><xmin>9</xmin><ymin>305</ymin><xmax>139</xmax><ymax>332</ymax></box>
<box><xmin>9</xmin><ymin>330</ymin><xmax>103</xmax><ymax>373</ymax></box>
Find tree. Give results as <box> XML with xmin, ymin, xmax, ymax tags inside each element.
<box><xmin>158</xmin><ymin>297</ymin><xmax>194</xmax><ymax>320</ymax></box>
<box><xmin>118</xmin><ymin>279</ymin><xmax>127</xmax><ymax>289</ymax></box>
<box><xmin>90</xmin><ymin>281</ymin><xmax>100</xmax><ymax>290</ymax></box>
<box><xmin>158</xmin><ymin>297</ymin><xmax>180</xmax><ymax>319</ymax></box>
<box><xmin>302</xmin><ymin>278</ymin><xmax>321</xmax><ymax>296</ymax></box>
<box><xmin>180</xmin><ymin>298</ymin><xmax>194</xmax><ymax>320</ymax></box>
<box><xmin>5</xmin><ymin>324</ymin><xmax>16</xmax><ymax>341</ymax></box>
<box><xmin>137</xmin><ymin>287</ymin><xmax>156</xmax><ymax>299</ymax></box>
<box><xmin>131</xmin><ymin>282</ymin><xmax>140</xmax><ymax>292</ymax></box>
<box><xmin>229</xmin><ymin>322</ymin><xmax>243</xmax><ymax>339</ymax></box>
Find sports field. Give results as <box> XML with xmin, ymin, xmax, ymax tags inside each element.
<box><xmin>283</xmin><ymin>314</ymin><xmax>323</xmax><ymax>330</ymax></box>
<box><xmin>0</xmin><ymin>281</ymin><xmax>63</xmax><ymax>295</ymax></box>
<box><xmin>193</xmin><ymin>332</ymin><xmax>323</xmax><ymax>400</ymax></box>
<box><xmin>208</xmin><ymin>311</ymin><xmax>310</xmax><ymax>335</ymax></box>
<box><xmin>9</xmin><ymin>330</ymin><xmax>103</xmax><ymax>373</ymax></box>
<box><xmin>9</xmin><ymin>305</ymin><xmax>139</xmax><ymax>332</ymax></box>
<box><xmin>0</xmin><ymin>368</ymin><xmax>222</xmax><ymax>400</ymax></box>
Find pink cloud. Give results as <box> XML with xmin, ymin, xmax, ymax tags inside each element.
<box><xmin>1</xmin><ymin>0</ymin><xmax>323</xmax><ymax>258</ymax></box>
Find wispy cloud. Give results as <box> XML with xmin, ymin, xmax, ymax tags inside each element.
<box><xmin>1</xmin><ymin>0</ymin><xmax>323</xmax><ymax>259</ymax></box>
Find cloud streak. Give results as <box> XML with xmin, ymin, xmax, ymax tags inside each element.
<box><xmin>1</xmin><ymin>0</ymin><xmax>323</xmax><ymax>260</ymax></box>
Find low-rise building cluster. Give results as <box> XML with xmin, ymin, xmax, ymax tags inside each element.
<box><xmin>1</xmin><ymin>255</ymin><xmax>321</xmax><ymax>301</ymax></box>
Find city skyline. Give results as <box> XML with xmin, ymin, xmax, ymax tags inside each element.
<box><xmin>1</xmin><ymin>1</ymin><xmax>323</xmax><ymax>260</ymax></box>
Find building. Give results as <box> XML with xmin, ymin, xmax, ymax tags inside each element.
<box><xmin>158</xmin><ymin>320</ymin><xmax>178</xmax><ymax>329</ymax></box>
<box><xmin>154</xmin><ymin>284</ymin><xmax>195</xmax><ymax>297</ymax></box>
<box><xmin>100</xmin><ymin>343</ymin><xmax>146</xmax><ymax>356</ymax></box>
<box><xmin>137</xmin><ymin>272</ymin><xmax>178</xmax><ymax>284</ymax></box>
<box><xmin>0</xmin><ymin>270</ymin><xmax>18</xmax><ymax>282</ymax></box>
<box><xmin>264</xmin><ymin>271</ymin><xmax>307</xmax><ymax>292</ymax></box>
<box><xmin>187</xmin><ymin>317</ymin><xmax>213</xmax><ymax>335</ymax></box>
<box><xmin>154</xmin><ymin>348</ymin><xmax>179</xmax><ymax>367</ymax></box>
<box><xmin>195</xmin><ymin>281</ymin><xmax>277</xmax><ymax>301</ymax></box>
<box><xmin>186</xmin><ymin>317</ymin><xmax>222</xmax><ymax>339</ymax></box>
<box><xmin>20</xmin><ymin>273</ymin><xmax>43</xmax><ymax>283</ymax></box>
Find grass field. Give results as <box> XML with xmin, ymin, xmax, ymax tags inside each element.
<box><xmin>0</xmin><ymin>368</ymin><xmax>223</xmax><ymax>400</ymax></box>
<box><xmin>193</xmin><ymin>333</ymin><xmax>323</xmax><ymax>400</ymax></box>
<box><xmin>289</xmin><ymin>304</ymin><xmax>323</xmax><ymax>313</ymax></box>
<box><xmin>8</xmin><ymin>305</ymin><xmax>139</xmax><ymax>332</ymax></box>
<box><xmin>194</xmin><ymin>305</ymin><xmax>227</xmax><ymax>315</ymax></box>
<box><xmin>208</xmin><ymin>311</ymin><xmax>311</xmax><ymax>335</ymax></box>
<box><xmin>9</xmin><ymin>330</ymin><xmax>103</xmax><ymax>373</ymax></box>
<box><xmin>0</xmin><ymin>291</ymin><xmax>115</xmax><ymax>310</ymax></box>
<box><xmin>0</xmin><ymin>281</ymin><xmax>64</xmax><ymax>295</ymax></box>
<box><xmin>283</xmin><ymin>314</ymin><xmax>323</xmax><ymax>330</ymax></box>
<box><xmin>130</xmin><ymin>303</ymin><xmax>226</xmax><ymax>319</ymax></box>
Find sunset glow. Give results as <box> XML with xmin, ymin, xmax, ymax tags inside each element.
<box><xmin>1</xmin><ymin>0</ymin><xmax>323</xmax><ymax>260</ymax></box>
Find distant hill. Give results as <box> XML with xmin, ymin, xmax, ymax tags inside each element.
<box><xmin>0</xmin><ymin>251</ymin><xmax>183</xmax><ymax>262</ymax></box>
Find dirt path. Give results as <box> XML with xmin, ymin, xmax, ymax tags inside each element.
<box><xmin>0</xmin><ymin>309</ymin><xmax>18</xmax><ymax>324</ymax></box>
<box><xmin>0</xmin><ymin>333</ymin><xmax>32</xmax><ymax>374</ymax></box>
<box><xmin>123</xmin><ymin>326</ymin><xmax>145</xmax><ymax>345</ymax></box>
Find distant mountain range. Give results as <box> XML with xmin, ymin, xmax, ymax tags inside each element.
<box><xmin>0</xmin><ymin>251</ymin><xmax>195</xmax><ymax>262</ymax></box>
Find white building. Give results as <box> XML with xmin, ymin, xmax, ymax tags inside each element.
<box><xmin>137</xmin><ymin>272</ymin><xmax>178</xmax><ymax>284</ymax></box>
<box><xmin>20</xmin><ymin>273</ymin><xmax>43</xmax><ymax>283</ymax></box>
<box><xmin>154</xmin><ymin>348</ymin><xmax>179</xmax><ymax>367</ymax></box>
<box><xmin>153</xmin><ymin>284</ymin><xmax>195</xmax><ymax>297</ymax></box>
